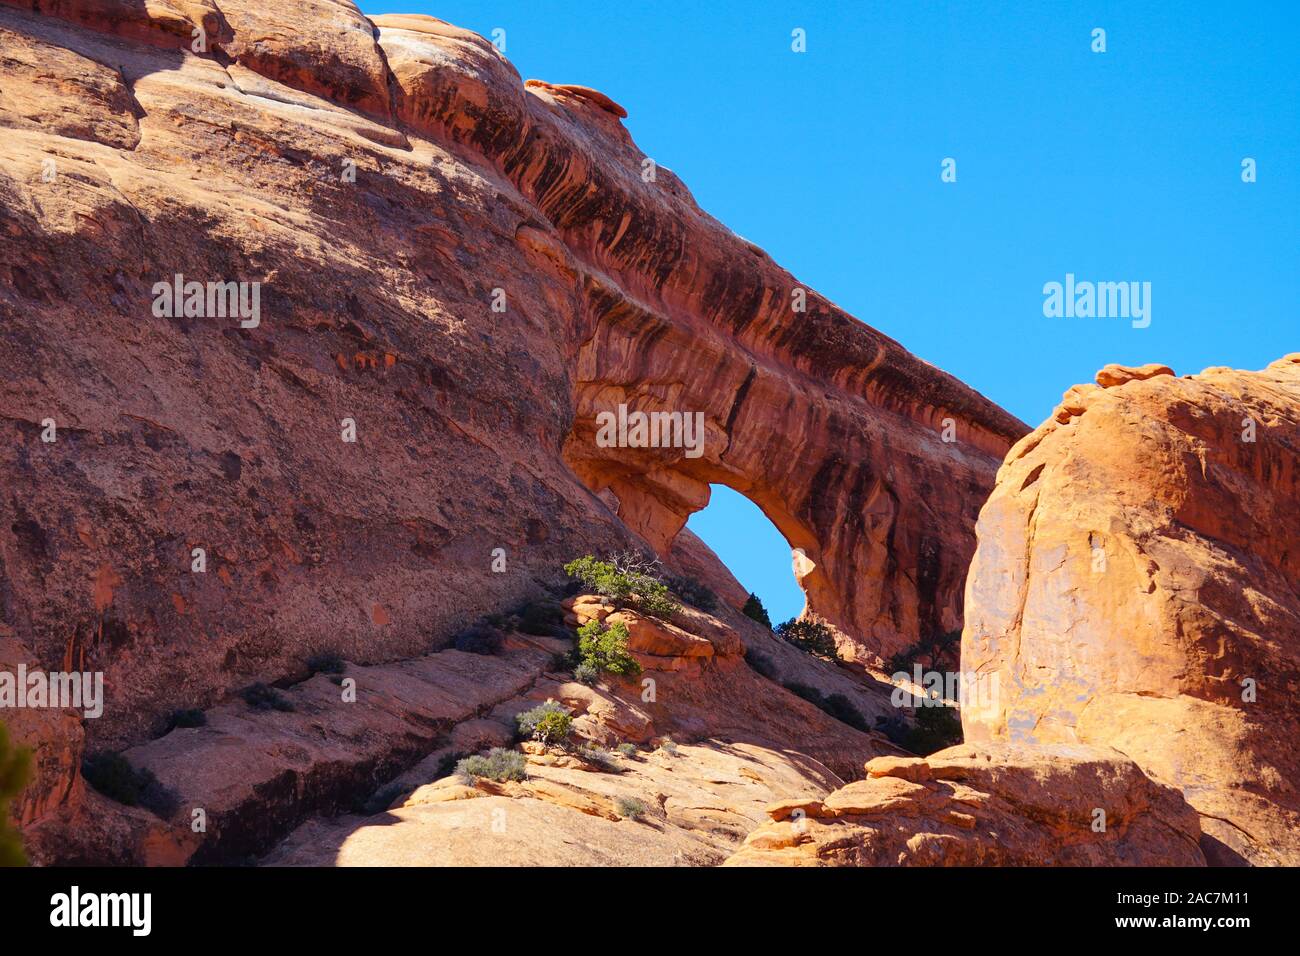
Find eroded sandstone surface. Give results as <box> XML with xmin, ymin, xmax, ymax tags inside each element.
<box><xmin>725</xmin><ymin>743</ymin><xmax>1206</xmax><ymax>866</ymax></box>
<box><xmin>962</xmin><ymin>356</ymin><xmax>1300</xmax><ymax>865</ymax></box>
<box><xmin>4</xmin><ymin>1</ymin><xmax>1287</xmax><ymax>871</ymax></box>
<box><xmin>0</xmin><ymin>0</ymin><xmax>1022</xmax><ymax>859</ymax></box>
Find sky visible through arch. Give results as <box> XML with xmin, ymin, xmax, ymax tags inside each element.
<box><xmin>363</xmin><ymin>1</ymin><xmax>1299</xmax><ymax>622</ymax></box>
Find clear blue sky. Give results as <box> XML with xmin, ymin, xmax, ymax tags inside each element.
<box><xmin>363</xmin><ymin>1</ymin><xmax>1298</xmax><ymax>624</ymax></box>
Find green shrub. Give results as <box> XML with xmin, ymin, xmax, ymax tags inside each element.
<box><xmin>573</xmin><ymin>661</ymin><xmax>599</xmax><ymax>685</ymax></box>
<box><xmin>822</xmin><ymin>693</ymin><xmax>869</xmax><ymax>732</ymax></box>
<box><xmin>564</xmin><ymin>553</ymin><xmax>679</xmax><ymax>618</ymax></box>
<box><xmin>241</xmin><ymin>682</ymin><xmax>295</xmax><ymax>712</ymax></box>
<box><xmin>167</xmin><ymin>708</ymin><xmax>207</xmax><ymax>731</ymax></box>
<box><xmin>744</xmin><ymin>647</ymin><xmax>778</xmax><ymax>680</ymax></box>
<box><xmin>576</xmin><ymin>745</ymin><xmax>618</xmax><ymax>771</ymax></box>
<box><xmin>0</xmin><ymin>723</ymin><xmax>30</xmax><ymax>867</ymax></box>
<box><xmin>782</xmin><ymin>681</ymin><xmax>825</xmax><ymax>707</ymax></box>
<box><xmin>577</xmin><ymin>619</ymin><xmax>641</xmax><ymax>677</ymax></box>
<box><xmin>887</xmin><ymin>629</ymin><xmax>963</xmax><ymax>675</ymax></box>
<box><xmin>903</xmin><ymin>705</ymin><xmax>963</xmax><ymax>755</ymax></box>
<box><xmin>668</xmin><ymin>576</ymin><xmax>717</xmax><ymax>612</ymax></box>
<box><xmin>434</xmin><ymin>751</ymin><xmax>466</xmax><ymax>780</ymax></box>
<box><xmin>515</xmin><ymin>700</ymin><xmax>572</xmax><ymax>744</ymax></box>
<box><xmin>874</xmin><ymin>707</ymin><xmax>963</xmax><ymax>755</ymax></box>
<box><xmin>886</xmin><ymin>651</ymin><xmax>912</xmax><ymax>676</ymax></box>
<box><xmin>452</xmin><ymin>623</ymin><xmax>504</xmax><ymax>655</ymax></box>
<box><xmin>81</xmin><ymin>752</ymin><xmax>179</xmax><ymax>818</ymax></box>
<box><xmin>741</xmin><ymin>593</ymin><xmax>772</xmax><ymax>629</ymax></box>
<box><xmin>783</xmin><ymin>682</ymin><xmax>869</xmax><ymax>732</ymax></box>
<box><xmin>658</xmin><ymin>737</ymin><xmax>679</xmax><ymax>757</ymax></box>
<box><xmin>615</xmin><ymin>795</ymin><xmax>648</xmax><ymax>819</ymax></box>
<box><xmin>776</xmin><ymin>617</ymin><xmax>840</xmax><ymax>661</ymax></box>
<box><xmin>616</xmin><ymin>742</ymin><xmax>638</xmax><ymax>757</ymax></box>
<box><xmin>456</xmin><ymin>748</ymin><xmax>527</xmax><ymax>783</ymax></box>
<box><xmin>306</xmin><ymin>653</ymin><xmax>345</xmax><ymax>675</ymax></box>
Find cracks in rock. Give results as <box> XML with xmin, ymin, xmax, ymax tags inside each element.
<box><xmin>720</xmin><ymin>363</ymin><xmax>757</xmax><ymax>460</ymax></box>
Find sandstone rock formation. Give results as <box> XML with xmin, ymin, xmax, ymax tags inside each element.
<box><xmin>962</xmin><ymin>356</ymin><xmax>1300</xmax><ymax>866</ymax></box>
<box><xmin>265</xmin><ymin>739</ymin><xmax>845</xmax><ymax>867</ymax></box>
<box><xmin>15</xmin><ymin>543</ymin><xmax>901</xmax><ymax>864</ymax></box>
<box><xmin>725</xmin><ymin>743</ymin><xmax>1206</xmax><ymax>866</ymax></box>
<box><xmin>0</xmin><ymin>0</ymin><xmax>1024</xmax><ymax>856</ymax></box>
<box><xmin>11</xmin><ymin>1</ymin><xmax>1283</xmax><ymax>872</ymax></box>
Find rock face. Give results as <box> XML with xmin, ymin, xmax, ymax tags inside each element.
<box><xmin>962</xmin><ymin>356</ymin><xmax>1300</xmax><ymax>866</ymax></box>
<box><xmin>0</xmin><ymin>0</ymin><xmax>1023</xmax><ymax>851</ymax></box>
<box><xmin>24</xmin><ymin>574</ymin><xmax>897</xmax><ymax>865</ymax></box>
<box><xmin>725</xmin><ymin>743</ymin><xmax>1206</xmax><ymax>866</ymax></box>
<box><xmin>265</xmin><ymin>739</ymin><xmax>845</xmax><ymax>867</ymax></box>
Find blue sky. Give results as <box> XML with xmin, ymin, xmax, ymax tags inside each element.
<box><xmin>363</xmin><ymin>1</ymin><xmax>1298</xmax><ymax>624</ymax></box>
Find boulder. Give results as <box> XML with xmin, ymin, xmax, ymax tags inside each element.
<box><xmin>963</xmin><ymin>355</ymin><xmax>1300</xmax><ymax>865</ymax></box>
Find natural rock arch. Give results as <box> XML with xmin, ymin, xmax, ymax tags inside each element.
<box><xmin>560</xmin><ymin>272</ymin><xmax>1026</xmax><ymax>660</ymax></box>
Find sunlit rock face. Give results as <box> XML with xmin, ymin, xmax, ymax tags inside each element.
<box><xmin>725</xmin><ymin>743</ymin><xmax>1207</xmax><ymax>867</ymax></box>
<box><xmin>962</xmin><ymin>356</ymin><xmax>1300</xmax><ymax>866</ymax></box>
<box><xmin>0</xmin><ymin>1</ymin><xmax>1022</xmax><ymax>854</ymax></box>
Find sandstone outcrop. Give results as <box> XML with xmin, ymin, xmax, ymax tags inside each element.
<box><xmin>962</xmin><ymin>355</ymin><xmax>1300</xmax><ymax>866</ymax></box>
<box><xmin>266</xmin><ymin>739</ymin><xmax>845</xmax><ymax>867</ymax></box>
<box><xmin>725</xmin><ymin>743</ymin><xmax>1206</xmax><ymax>866</ymax></box>
<box><xmin>14</xmin><ymin>547</ymin><xmax>899</xmax><ymax>863</ymax></box>
<box><xmin>0</xmin><ymin>0</ymin><xmax>1024</xmax><ymax>856</ymax></box>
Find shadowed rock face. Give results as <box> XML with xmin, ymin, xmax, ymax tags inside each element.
<box><xmin>0</xmin><ymin>2</ymin><xmax>1019</xmax><ymax>854</ymax></box>
<box><xmin>962</xmin><ymin>356</ymin><xmax>1300</xmax><ymax>866</ymax></box>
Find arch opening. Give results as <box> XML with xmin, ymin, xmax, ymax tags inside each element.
<box><xmin>685</xmin><ymin>484</ymin><xmax>807</xmax><ymax>628</ymax></box>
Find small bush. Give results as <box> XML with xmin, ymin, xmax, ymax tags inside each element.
<box><xmin>615</xmin><ymin>796</ymin><xmax>648</xmax><ymax>819</ymax></box>
<box><xmin>658</xmin><ymin>737</ymin><xmax>679</xmax><ymax>757</ymax></box>
<box><xmin>875</xmin><ymin>713</ymin><xmax>910</xmax><ymax>748</ymax></box>
<box><xmin>783</xmin><ymin>681</ymin><xmax>825</xmax><ymax>707</ymax></box>
<box><xmin>822</xmin><ymin>693</ymin><xmax>869</xmax><ymax>732</ymax></box>
<box><xmin>167</xmin><ymin>709</ymin><xmax>207</xmax><ymax>731</ymax></box>
<box><xmin>888</xmin><ymin>629</ymin><xmax>963</xmax><ymax>675</ymax></box>
<box><xmin>741</xmin><ymin>593</ymin><xmax>772</xmax><ymax>629</ymax></box>
<box><xmin>903</xmin><ymin>705</ymin><xmax>963</xmax><ymax>755</ymax></box>
<box><xmin>576</xmin><ymin>745</ymin><xmax>618</xmax><ymax>771</ymax></box>
<box><xmin>573</xmin><ymin>661</ymin><xmax>599</xmax><ymax>685</ymax></box>
<box><xmin>577</xmin><ymin>619</ymin><xmax>641</xmax><ymax>677</ymax></box>
<box><xmin>0</xmin><ymin>723</ymin><xmax>30</xmax><ymax>866</ymax></box>
<box><xmin>515</xmin><ymin>700</ymin><xmax>572</xmax><ymax>744</ymax></box>
<box><xmin>616</xmin><ymin>742</ymin><xmax>638</xmax><ymax>757</ymax></box>
<box><xmin>518</xmin><ymin>602</ymin><xmax>565</xmax><ymax>637</ymax></box>
<box><xmin>874</xmin><ymin>708</ymin><xmax>963</xmax><ymax>755</ymax></box>
<box><xmin>81</xmin><ymin>752</ymin><xmax>179</xmax><ymax>818</ymax></box>
<box><xmin>744</xmin><ymin>647</ymin><xmax>778</xmax><ymax>680</ymax></box>
<box><xmin>667</xmin><ymin>576</ymin><xmax>717</xmax><ymax>613</ymax></box>
<box><xmin>886</xmin><ymin>652</ymin><xmax>912</xmax><ymax>676</ymax></box>
<box><xmin>433</xmin><ymin>751</ymin><xmax>466</xmax><ymax>780</ymax></box>
<box><xmin>456</xmin><ymin>748</ymin><xmax>527</xmax><ymax>784</ymax></box>
<box><xmin>776</xmin><ymin>617</ymin><xmax>840</xmax><ymax>661</ymax></box>
<box><xmin>306</xmin><ymin>653</ymin><xmax>345</xmax><ymax>675</ymax></box>
<box><xmin>241</xmin><ymin>682</ymin><xmax>294</xmax><ymax>712</ymax></box>
<box><xmin>548</xmin><ymin>648</ymin><xmax>578</xmax><ymax>673</ymax></box>
<box><xmin>452</xmin><ymin>623</ymin><xmax>504</xmax><ymax>656</ymax></box>
<box><xmin>564</xmin><ymin>553</ymin><xmax>679</xmax><ymax>618</ymax></box>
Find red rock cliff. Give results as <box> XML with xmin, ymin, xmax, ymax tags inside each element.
<box><xmin>0</xmin><ymin>0</ymin><xmax>1021</xmax><ymax>843</ymax></box>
